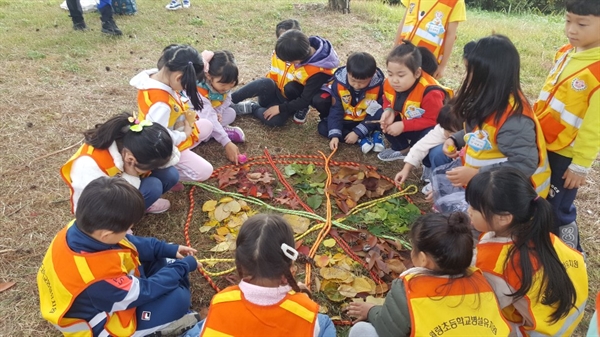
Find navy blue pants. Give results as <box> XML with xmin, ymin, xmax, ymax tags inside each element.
<box><xmin>139</xmin><ymin>166</ymin><xmax>179</xmax><ymax>209</ymax></box>
<box><xmin>546</xmin><ymin>151</ymin><xmax>581</xmax><ymax>251</ymax></box>
<box><xmin>385</xmin><ymin>126</ymin><xmax>434</xmax><ymax>151</ymax></box>
<box><xmin>423</xmin><ymin>143</ymin><xmax>453</xmax><ymax>168</ymax></box>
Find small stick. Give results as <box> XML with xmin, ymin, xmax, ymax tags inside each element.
<box><xmin>363</xmin><ymin>120</ymin><xmax>382</xmax><ymax>124</ymax></box>
<box><xmin>0</xmin><ymin>249</ymin><xmax>16</xmax><ymax>254</ymax></box>
<box><xmin>27</xmin><ymin>138</ymin><xmax>84</xmax><ymax>167</ymax></box>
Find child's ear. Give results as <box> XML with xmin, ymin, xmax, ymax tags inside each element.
<box><xmin>175</xmin><ymin>73</ymin><xmax>183</xmax><ymax>85</ymax></box>
<box><xmin>415</xmin><ymin>67</ymin><xmax>422</xmax><ymax>78</ymax></box>
<box><xmin>122</xmin><ymin>148</ymin><xmax>137</xmax><ymax>164</ymax></box>
<box><xmin>495</xmin><ymin>213</ymin><xmax>513</xmax><ymax>228</ymax></box>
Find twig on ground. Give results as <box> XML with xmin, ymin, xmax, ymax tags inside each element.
<box><xmin>27</xmin><ymin>138</ymin><xmax>83</xmax><ymax>167</ymax></box>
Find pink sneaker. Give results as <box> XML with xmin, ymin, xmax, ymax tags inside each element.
<box><xmin>146</xmin><ymin>198</ymin><xmax>171</xmax><ymax>214</ymax></box>
<box><xmin>224</xmin><ymin>125</ymin><xmax>245</xmax><ymax>143</ymax></box>
<box><xmin>170</xmin><ymin>182</ymin><xmax>184</xmax><ymax>192</ymax></box>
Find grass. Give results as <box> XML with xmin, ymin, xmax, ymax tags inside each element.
<box><xmin>0</xmin><ymin>0</ymin><xmax>597</xmax><ymax>336</ymax></box>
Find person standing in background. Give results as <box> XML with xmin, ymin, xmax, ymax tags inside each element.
<box><xmin>67</xmin><ymin>0</ymin><xmax>122</xmax><ymax>35</ymax></box>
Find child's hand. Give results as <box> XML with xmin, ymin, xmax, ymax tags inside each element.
<box><xmin>384</xmin><ymin>121</ymin><xmax>404</xmax><ymax>136</ymax></box>
<box><xmin>329</xmin><ymin>137</ymin><xmax>339</xmax><ymax>150</ymax></box>
<box><xmin>344</xmin><ymin>132</ymin><xmax>359</xmax><ymax>144</ymax></box>
<box><xmin>184</xmin><ymin>109</ymin><xmax>197</xmax><ymax>126</ymax></box>
<box><xmin>184</xmin><ymin>121</ymin><xmax>193</xmax><ymax>138</ymax></box>
<box><xmin>434</xmin><ymin>64</ymin><xmax>446</xmax><ymax>79</ymax></box>
<box><xmin>217</xmin><ymin>113</ymin><xmax>223</xmax><ymax>123</ymax></box>
<box><xmin>394</xmin><ymin>168</ymin><xmax>411</xmax><ymax>186</ymax></box>
<box><xmin>563</xmin><ymin>168</ymin><xmax>587</xmax><ymax>189</ymax></box>
<box><xmin>224</xmin><ymin>142</ymin><xmax>240</xmax><ymax>164</ymax></box>
<box><xmin>442</xmin><ymin>138</ymin><xmax>459</xmax><ymax>158</ymax></box>
<box><xmin>263</xmin><ymin>106</ymin><xmax>280</xmax><ymax>120</ymax></box>
<box><xmin>380</xmin><ymin>108</ymin><xmax>395</xmax><ymax>130</ymax></box>
<box><xmin>176</xmin><ymin>245</ymin><xmax>197</xmax><ymax>259</ymax></box>
<box><xmin>346</xmin><ymin>302</ymin><xmax>375</xmax><ymax>323</ymax></box>
<box><xmin>446</xmin><ymin>166</ymin><xmax>478</xmax><ymax>187</ymax></box>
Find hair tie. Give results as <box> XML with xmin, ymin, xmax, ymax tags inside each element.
<box><xmin>188</xmin><ymin>61</ymin><xmax>193</xmax><ymax>65</ymax></box>
<box><xmin>281</xmin><ymin>243</ymin><xmax>298</xmax><ymax>261</ymax></box>
<box><xmin>533</xmin><ymin>196</ymin><xmax>540</xmax><ymax>202</ymax></box>
<box><xmin>201</xmin><ymin>50</ymin><xmax>214</xmax><ymax>73</ymax></box>
<box><xmin>127</xmin><ymin>116</ymin><xmax>153</xmax><ymax>132</ymax></box>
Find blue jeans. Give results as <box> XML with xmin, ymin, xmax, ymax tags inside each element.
<box><xmin>139</xmin><ymin>166</ymin><xmax>179</xmax><ymax>209</ymax></box>
<box><xmin>424</xmin><ymin>144</ymin><xmax>452</xmax><ymax>169</ymax></box>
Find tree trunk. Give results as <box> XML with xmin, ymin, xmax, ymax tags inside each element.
<box><xmin>328</xmin><ymin>0</ymin><xmax>350</xmax><ymax>13</ymax></box>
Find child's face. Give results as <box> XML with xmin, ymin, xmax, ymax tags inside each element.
<box><xmin>386</xmin><ymin>61</ymin><xmax>421</xmax><ymax>93</ymax></box>
<box><xmin>208</xmin><ymin>75</ymin><xmax>236</xmax><ymax>94</ymax></box>
<box><xmin>169</xmin><ymin>70</ymin><xmax>185</xmax><ymax>91</ymax></box>
<box><xmin>347</xmin><ymin>74</ymin><xmax>372</xmax><ymax>91</ymax></box>
<box><xmin>467</xmin><ymin>205</ymin><xmax>489</xmax><ymax>233</ymax></box>
<box><xmin>565</xmin><ymin>12</ymin><xmax>600</xmax><ymax>51</ymax></box>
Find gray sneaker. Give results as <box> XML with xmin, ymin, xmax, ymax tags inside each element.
<box><xmin>232</xmin><ymin>101</ymin><xmax>258</xmax><ymax>115</ymax></box>
<box><xmin>377</xmin><ymin>148</ymin><xmax>406</xmax><ymax>162</ymax></box>
<box><xmin>149</xmin><ymin>311</ymin><xmax>200</xmax><ymax>336</ymax></box>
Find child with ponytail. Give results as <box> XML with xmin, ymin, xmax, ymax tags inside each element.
<box><xmin>196</xmin><ymin>50</ymin><xmax>245</xmax><ymax>164</ymax></box>
<box><xmin>347</xmin><ymin>213</ymin><xmax>511</xmax><ymax>337</ymax></box>
<box><xmin>130</xmin><ymin>44</ymin><xmax>214</xmax><ymax>182</ymax></box>
<box><xmin>467</xmin><ymin>167</ymin><xmax>588</xmax><ymax>336</ymax></box>
<box><xmin>61</xmin><ymin>112</ymin><xmax>178</xmax><ymax>214</ymax></box>
<box><xmin>199</xmin><ymin>214</ymin><xmax>335</xmax><ymax>337</ymax></box>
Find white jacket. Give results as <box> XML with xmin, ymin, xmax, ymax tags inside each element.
<box><xmin>404</xmin><ymin>124</ymin><xmax>449</xmax><ymax>168</ymax></box>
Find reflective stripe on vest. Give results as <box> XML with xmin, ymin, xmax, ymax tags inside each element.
<box><xmin>476</xmin><ymin>234</ymin><xmax>588</xmax><ymax>336</ymax></box>
<box><xmin>400</xmin><ymin>0</ymin><xmax>459</xmax><ymax>62</ymax></box>
<box><xmin>37</xmin><ymin>221</ymin><xmax>141</xmax><ymax>336</ymax></box>
<box><xmin>403</xmin><ymin>267</ymin><xmax>511</xmax><ymax>337</ymax></box>
<box><xmin>383</xmin><ymin>72</ymin><xmax>449</xmax><ymax>120</ymax></box>
<box><xmin>200</xmin><ymin>285</ymin><xmax>318</xmax><ymax>336</ymax></box>
<box><xmin>60</xmin><ymin>144</ymin><xmax>122</xmax><ymax>213</ymax></box>
<box><xmin>293</xmin><ymin>64</ymin><xmax>334</xmax><ymax>86</ymax></box>
<box><xmin>137</xmin><ymin>88</ymin><xmax>199</xmax><ymax>151</ymax></box>
<box><xmin>463</xmin><ymin>98</ymin><xmax>551</xmax><ymax>197</ymax></box>
<box><xmin>336</xmin><ymin>83</ymin><xmax>381</xmax><ymax>121</ymax></box>
<box><xmin>533</xmin><ymin>45</ymin><xmax>600</xmax><ymax>151</ymax></box>
<box><xmin>267</xmin><ymin>52</ymin><xmax>295</xmax><ymax>96</ymax></box>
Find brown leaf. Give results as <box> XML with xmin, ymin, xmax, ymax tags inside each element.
<box><xmin>315</xmin><ymin>255</ymin><xmax>330</xmax><ymax>268</ymax></box>
<box><xmin>218</xmin><ymin>168</ymin><xmax>239</xmax><ymax>189</ymax></box>
<box><xmin>346</xmin><ymin>184</ymin><xmax>366</xmax><ymax>202</ymax></box>
<box><xmin>363</xmin><ymin>177</ymin><xmax>378</xmax><ymax>191</ymax></box>
<box><xmin>335</xmin><ymin>199</ymin><xmax>350</xmax><ymax>214</ymax></box>
<box><xmin>365</xmin><ymin>170</ymin><xmax>381</xmax><ymax>179</ymax></box>
<box><xmin>386</xmin><ymin>259</ymin><xmax>407</xmax><ymax>274</ymax></box>
<box><xmin>0</xmin><ymin>281</ymin><xmax>15</xmax><ymax>293</ymax></box>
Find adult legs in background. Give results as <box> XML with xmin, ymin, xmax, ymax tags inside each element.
<box><xmin>66</xmin><ymin>0</ymin><xmax>86</xmax><ymax>29</ymax></box>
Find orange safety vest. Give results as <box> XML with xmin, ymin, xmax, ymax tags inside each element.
<box><xmin>37</xmin><ymin>221</ymin><xmax>141</xmax><ymax>337</ymax></box>
<box><xmin>403</xmin><ymin>267</ymin><xmax>511</xmax><ymax>336</ymax></box>
<box><xmin>137</xmin><ymin>88</ymin><xmax>199</xmax><ymax>151</ymax></box>
<box><xmin>200</xmin><ymin>285</ymin><xmax>319</xmax><ymax>337</ymax></box>
<box><xmin>400</xmin><ymin>0</ymin><xmax>459</xmax><ymax>62</ymax></box>
<box><xmin>383</xmin><ymin>72</ymin><xmax>448</xmax><ymax>120</ymax></box>
<box><xmin>463</xmin><ymin>99</ymin><xmax>551</xmax><ymax>197</ymax></box>
<box><xmin>533</xmin><ymin>45</ymin><xmax>600</xmax><ymax>151</ymax></box>
<box><xmin>267</xmin><ymin>52</ymin><xmax>295</xmax><ymax>97</ymax></box>
<box><xmin>476</xmin><ymin>234</ymin><xmax>587</xmax><ymax>336</ymax></box>
<box><xmin>335</xmin><ymin>82</ymin><xmax>381</xmax><ymax>122</ymax></box>
<box><xmin>293</xmin><ymin>64</ymin><xmax>335</xmax><ymax>86</ymax></box>
<box><xmin>60</xmin><ymin>143</ymin><xmax>122</xmax><ymax>213</ymax></box>
<box><xmin>197</xmin><ymin>86</ymin><xmax>227</xmax><ymax>108</ymax></box>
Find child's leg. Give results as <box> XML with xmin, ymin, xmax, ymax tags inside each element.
<box><xmin>385</xmin><ymin>133</ymin><xmax>410</xmax><ymax>151</ymax></box>
<box><xmin>194</xmin><ymin>118</ymin><xmax>214</xmax><ymax>144</ymax></box>
<box><xmin>220</xmin><ymin>107</ymin><xmax>236</xmax><ymax>126</ymax></box>
<box><xmin>426</xmin><ymin>144</ymin><xmax>452</xmax><ymax>169</ymax></box>
<box><xmin>231</xmin><ymin>78</ymin><xmax>283</xmax><ymax>107</ymax></box>
<box><xmin>176</xmin><ymin>150</ymin><xmax>213</xmax><ymax>182</ymax></box>
<box><xmin>348</xmin><ymin>322</ymin><xmax>379</xmax><ymax>337</ymax></box>
<box><xmin>311</xmin><ymin>90</ymin><xmax>332</xmax><ymax>120</ymax></box>
<box><xmin>282</xmin><ymin>81</ymin><xmax>305</xmax><ymax>101</ymax></box>
<box><xmin>317</xmin><ymin>314</ymin><xmax>336</xmax><ymax>337</ymax></box>
<box><xmin>252</xmin><ymin>106</ymin><xmax>291</xmax><ymax>127</ymax></box>
<box><xmin>134</xmin><ymin>284</ymin><xmax>192</xmax><ymax>335</ymax></box>
<box><xmin>138</xmin><ymin>167</ymin><xmax>179</xmax><ymax>208</ymax></box>
<box><xmin>318</xmin><ymin>119</ymin><xmax>328</xmax><ymax>138</ymax></box>
<box><xmin>547</xmin><ymin>151</ymin><xmax>580</xmax><ymax>251</ymax></box>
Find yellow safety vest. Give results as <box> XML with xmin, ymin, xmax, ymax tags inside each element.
<box><xmin>37</xmin><ymin>221</ymin><xmax>141</xmax><ymax>336</ymax></box>
<box><xmin>266</xmin><ymin>52</ymin><xmax>296</xmax><ymax>97</ymax></box>
<box><xmin>335</xmin><ymin>82</ymin><xmax>381</xmax><ymax>122</ymax></box>
<box><xmin>476</xmin><ymin>234</ymin><xmax>588</xmax><ymax>336</ymax></box>
<box><xmin>463</xmin><ymin>98</ymin><xmax>551</xmax><ymax>197</ymax></box>
<box><xmin>383</xmin><ymin>72</ymin><xmax>450</xmax><ymax>120</ymax></box>
<box><xmin>534</xmin><ymin>44</ymin><xmax>600</xmax><ymax>151</ymax></box>
<box><xmin>293</xmin><ymin>64</ymin><xmax>335</xmax><ymax>86</ymax></box>
<box><xmin>403</xmin><ymin>267</ymin><xmax>511</xmax><ymax>337</ymax></box>
<box><xmin>400</xmin><ymin>0</ymin><xmax>459</xmax><ymax>62</ymax></box>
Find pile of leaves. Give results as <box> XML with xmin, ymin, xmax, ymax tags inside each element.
<box><xmin>328</xmin><ymin>166</ymin><xmax>395</xmax><ymax>214</ymax></box>
<box><xmin>283</xmin><ymin>163</ymin><xmax>326</xmax><ymax>210</ymax></box>
<box><xmin>218</xmin><ymin>166</ymin><xmax>277</xmax><ymax>199</ymax></box>
<box><xmin>200</xmin><ymin>197</ymin><xmax>257</xmax><ymax>252</ymax></box>
<box><xmin>345</xmin><ymin>197</ymin><xmax>421</xmax><ymax>236</ymax></box>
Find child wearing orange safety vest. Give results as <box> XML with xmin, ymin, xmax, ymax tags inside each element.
<box><xmin>192</xmin><ymin>214</ymin><xmax>335</xmax><ymax>337</ymax></box>
<box><xmin>347</xmin><ymin>212</ymin><xmax>511</xmax><ymax>337</ymax></box>
<box><xmin>533</xmin><ymin>0</ymin><xmax>600</xmax><ymax>252</ymax></box>
<box><xmin>378</xmin><ymin>41</ymin><xmax>449</xmax><ymax>162</ymax></box>
<box><xmin>38</xmin><ymin>177</ymin><xmax>200</xmax><ymax>337</ymax></box>
<box><xmin>196</xmin><ymin>50</ymin><xmax>246</xmax><ymax>165</ymax></box>
<box><xmin>130</xmin><ymin>44</ymin><xmax>214</xmax><ymax>183</ymax></box>
<box><xmin>467</xmin><ymin>167</ymin><xmax>588</xmax><ymax>336</ymax></box>
<box><xmin>60</xmin><ymin>113</ymin><xmax>179</xmax><ymax>214</ymax></box>
<box><xmin>441</xmin><ymin>35</ymin><xmax>551</xmax><ymax>197</ymax></box>
<box><xmin>394</xmin><ymin>0</ymin><xmax>466</xmax><ymax>79</ymax></box>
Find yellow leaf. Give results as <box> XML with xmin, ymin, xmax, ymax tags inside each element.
<box><xmin>216</xmin><ymin>227</ymin><xmax>230</xmax><ymax>236</ymax></box>
<box><xmin>365</xmin><ymin>296</ymin><xmax>386</xmax><ymax>306</ymax></box>
<box><xmin>386</xmin><ymin>259</ymin><xmax>407</xmax><ymax>274</ymax></box>
<box><xmin>214</xmin><ymin>204</ymin><xmax>231</xmax><ymax>222</ymax></box>
<box><xmin>318</xmin><ymin>306</ymin><xmax>328</xmax><ymax>314</ymax></box>
<box><xmin>219</xmin><ymin>197</ymin><xmax>234</xmax><ymax>204</ymax></box>
<box><xmin>210</xmin><ymin>241</ymin><xmax>231</xmax><ymax>252</ymax></box>
<box><xmin>319</xmin><ymin>267</ymin><xmax>352</xmax><ymax>281</ymax></box>
<box><xmin>223</xmin><ymin>200</ymin><xmax>241</xmax><ymax>213</ymax></box>
<box><xmin>314</xmin><ymin>255</ymin><xmax>330</xmax><ymax>268</ymax></box>
<box><xmin>331</xmin><ymin>253</ymin><xmax>346</xmax><ymax>263</ymax></box>
<box><xmin>282</xmin><ymin>214</ymin><xmax>310</xmax><ymax>234</ymax></box>
<box><xmin>338</xmin><ymin>284</ymin><xmax>357</xmax><ymax>298</ymax></box>
<box><xmin>322</xmin><ymin>238</ymin><xmax>336</xmax><ymax>248</ymax></box>
<box><xmin>352</xmin><ymin>277</ymin><xmax>373</xmax><ymax>293</ymax></box>
<box><xmin>238</xmin><ymin>200</ymin><xmax>250</xmax><ymax>211</ymax></box>
<box><xmin>204</xmin><ymin>219</ymin><xmax>219</xmax><ymax>227</ymax></box>
<box><xmin>207</xmin><ymin>211</ymin><xmax>215</xmax><ymax>220</ymax></box>
<box><xmin>202</xmin><ymin>200</ymin><xmax>218</xmax><ymax>212</ymax></box>
<box><xmin>212</xmin><ymin>234</ymin><xmax>226</xmax><ymax>243</ymax></box>
<box><xmin>199</xmin><ymin>226</ymin><xmax>213</xmax><ymax>233</ymax></box>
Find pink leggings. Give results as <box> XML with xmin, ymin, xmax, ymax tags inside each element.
<box><xmin>175</xmin><ymin>119</ymin><xmax>214</xmax><ymax>182</ymax></box>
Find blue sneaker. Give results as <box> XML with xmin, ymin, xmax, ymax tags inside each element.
<box><xmin>182</xmin><ymin>0</ymin><xmax>190</xmax><ymax>7</ymax></box>
<box><xmin>359</xmin><ymin>137</ymin><xmax>374</xmax><ymax>154</ymax></box>
<box><xmin>372</xmin><ymin>131</ymin><xmax>385</xmax><ymax>153</ymax></box>
<box><xmin>165</xmin><ymin>0</ymin><xmax>182</xmax><ymax>10</ymax></box>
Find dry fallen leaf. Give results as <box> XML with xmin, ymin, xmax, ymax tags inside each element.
<box><xmin>315</xmin><ymin>255</ymin><xmax>331</xmax><ymax>268</ymax></box>
<box><xmin>202</xmin><ymin>200</ymin><xmax>218</xmax><ymax>212</ymax></box>
<box><xmin>210</xmin><ymin>241</ymin><xmax>231</xmax><ymax>252</ymax></box>
<box><xmin>322</xmin><ymin>238</ymin><xmax>336</xmax><ymax>248</ymax></box>
<box><xmin>282</xmin><ymin>214</ymin><xmax>310</xmax><ymax>234</ymax></box>
<box><xmin>352</xmin><ymin>277</ymin><xmax>374</xmax><ymax>293</ymax></box>
<box><xmin>0</xmin><ymin>282</ymin><xmax>16</xmax><ymax>293</ymax></box>
<box><xmin>214</xmin><ymin>204</ymin><xmax>231</xmax><ymax>222</ymax></box>
<box><xmin>338</xmin><ymin>284</ymin><xmax>357</xmax><ymax>298</ymax></box>
<box><xmin>223</xmin><ymin>200</ymin><xmax>241</xmax><ymax>213</ymax></box>
<box><xmin>199</xmin><ymin>226</ymin><xmax>213</xmax><ymax>233</ymax></box>
<box><xmin>365</xmin><ymin>295</ymin><xmax>386</xmax><ymax>305</ymax></box>
<box><xmin>386</xmin><ymin>259</ymin><xmax>407</xmax><ymax>274</ymax></box>
<box><xmin>216</xmin><ymin>227</ymin><xmax>230</xmax><ymax>236</ymax></box>
<box><xmin>320</xmin><ymin>267</ymin><xmax>352</xmax><ymax>281</ymax></box>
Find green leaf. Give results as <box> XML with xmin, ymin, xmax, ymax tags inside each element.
<box><xmin>306</xmin><ymin>164</ymin><xmax>315</xmax><ymax>175</ymax></box>
<box><xmin>307</xmin><ymin>195</ymin><xmax>323</xmax><ymax>210</ymax></box>
<box><xmin>284</xmin><ymin>165</ymin><xmax>296</xmax><ymax>177</ymax></box>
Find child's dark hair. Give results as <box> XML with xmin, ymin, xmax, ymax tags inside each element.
<box><xmin>451</xmin><ymin>35</ymin><xmax>527</xmax><ymax>128</ymax></box>
<box><xmin>566</xmin><ymin>0</ymin><xmax>600</xmax><ymax>16</ymax></box>
<box><xmin>462</xmin><ymin>41</ymin><xmax>476</xmax><ymax>59</ymax></box>
<box><xmin>207</xmin><ymin>50</ymin><xmax>239</xmax><ymax>86</ymax></box>
<box><xmin>465</xmin><ymin>167</ymin><xmax>577</xmax><ymax>323</ymax></box>
<box><xmin>437</xmin><ymin>104</ymin><xmax>462</xmax><ymax>132</ymax></box>
<box><xmin>275</xmin><ymin>19</ymin><xmax>301</xmax><ymax>38</ymax></box>
<box><xmin>346</xmin><ymin>52</ymin><xmax>377</xmax><ymax>80</ymax></box>
<box><xmin>386</xmin><ymin>40</ymin><xmax>422</xmax><ymax>74</ymax></box>
<box><xmin>83</xmin><ymin>112</ymin><xmax>173</xmax><ymax>171</ymax></box>
<box><xmin>410</xmin><ymin>212</ymin><xmax>473</xmax><ymax>276</ymax></box>
<box><xmin>275</xmin><ymin>30</ymin><xmax>311</xmax><ymax>63</ymax></box>
<box><xmin>159</xmin><ymin>44</ymin><xmax>205</xmax><ymax>111</ymax></box>
<box><xmin>235</xmin><ymin>214</ymin><xmax>304</xmax><ymax>293</ymax></box>
<box><xmin>417</xmin><ymin>46</ymin><xmax>438</xmax><ymax>76</ymax></box>
<box><xmin>76</xmin><ymin>176</ymin><xmax>145</xmax><ymax>234</ymax></box>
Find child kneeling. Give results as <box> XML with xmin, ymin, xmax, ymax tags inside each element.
<box><xmin>37</xmin><ymin>177</ymin><xmax>199</xmax><ymax>336</ymax></box>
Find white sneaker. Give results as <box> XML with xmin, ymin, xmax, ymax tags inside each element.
<box><xmin>182</xmin><ymin>0</ymin><xmax>190</xmax><ymax>8</ymax></box>
<box><xmin>165</xmin><ymin>0</ymin><xmax>182</xmax><ymax>10</ymax></box>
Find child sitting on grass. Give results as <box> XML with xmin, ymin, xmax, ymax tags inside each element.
<box><xmin>321</xmin><ymin>52</ymin><xmax>385</xmax><ymax>154</ymax></box>
<box><xmin>37</xmin><ymin>176</ymin><xmax>200</xmax><ymax>336</ymax></box>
